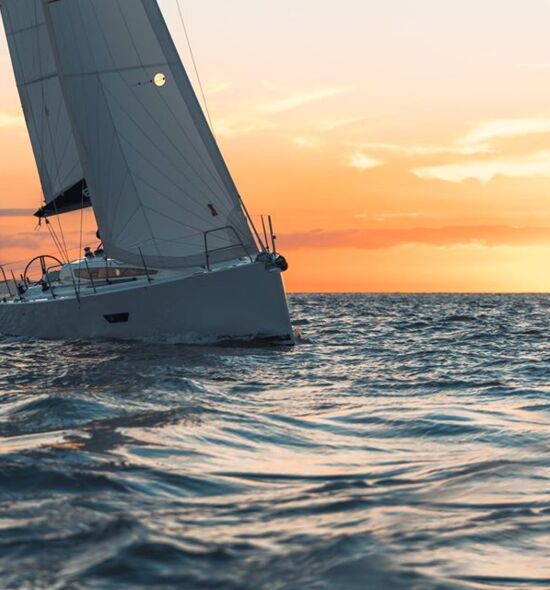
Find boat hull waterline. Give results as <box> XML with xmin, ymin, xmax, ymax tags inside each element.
<box><xmin>0</xmin><ymin>262</ymin><xmax>294</xmax><ymax>345</ymax></box>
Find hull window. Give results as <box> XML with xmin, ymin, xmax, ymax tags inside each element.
<box><xmin>104</xmin><ymin>313</ymin><xmax>130</xmax><ymax>324</ymax></box>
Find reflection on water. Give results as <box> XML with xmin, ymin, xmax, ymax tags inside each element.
<box><xmin>0</xmin><ymin>294</ymin><xmax>549</xmax><ymax>589</ymax></box>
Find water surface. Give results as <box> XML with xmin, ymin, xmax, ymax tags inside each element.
<box><xmin>1</xmin><ymin>294</ymin><xmax>549</xmax><ymax>589</ymax></box>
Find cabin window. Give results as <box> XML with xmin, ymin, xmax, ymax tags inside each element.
<box><xmin>112</xmin><ymin>268</ymin><xmax>158</xmax><ymax>278</ymax></box>
<box><xmin>73</xmin><ymin>267</ymin><xmax>158</xmax><ymax>280</ymax></box>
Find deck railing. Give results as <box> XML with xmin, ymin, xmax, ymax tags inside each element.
<box><xmin>46</xmin><ymin>263</ymin><xmax>82</xmax><ymax>303</ymax></box>
<box><xmin>1</xmin><ymin>217</ymin><xmax>280</xmax><ymax>301</ymax></box>
<box><xmin>203</xmin><ymin>226</ymin><xmax>254</xmax><ymax>272</ymax></box>
<box><xmin>0</xmin><ymin>265</ymin><xmax>14</xmax><ymax>299</ymax></box>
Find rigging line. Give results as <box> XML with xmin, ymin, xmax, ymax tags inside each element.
<box><xmin>45</xmin><ymin>110</ymin><xmax>71</xmax><ymax>262</ymax></box>
<box><xmin>175</xmin><ymin>0</ymin><xmax>215</xmax><ymax>136</ymax></box>
<box><xmin>22</xmin><ymin>2</ymin><xmax>68</xmax><ymax>263</ymax></box>
<box><xmin>47</xmin><ymin>217</ymin><xmax>65</xmax><ymax>261</ymax></box>
<box><xmin>3</xmin><ymin>9</ymin><xmax>62</xmax><ymax>271</ymax></box>
<box><xmin>171</xmin><ymin>1</ymin><xmax>263</xmax><ymax>248</ymax></box>
<box><xmin>173</xmin><ymin>2</ymin><xmax>262</xmax><ymax>250</ymax></box>
<box><xmin>45</xmin><ymin>217</ymin><xmax>65</xmax><ymax>262</ymax></box>
<box><xmin>111</xmin><ymin>2</ymin><xmax>232</xmax><ymax>204</ymax></box>
<box><xmin>40</xmin><ymin>67</ymin><xmax>79</xmax><ymax>205</ymax></box>
<box><xmin>32</xmin><ymin>2</ymin><xmax>68</xmax><ymax>262</ymax></box>
<box><xmin>46</xmin><ymin>139</ymin><xmax>71</xmax><ymax>261</ymax></box>
<box><xmin>78</xmin><ymin>184</ymin><xmax>85</xmax><ymax>292</ymax></box>
<box><xmin>50</xmin><ymin>200</ymin><xmax>70</xmax><ymax>262</ymax></box>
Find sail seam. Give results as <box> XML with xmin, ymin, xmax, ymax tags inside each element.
<box><xmin>2</xmin><ymin>3</ymin><xmax>51</xmax><ymax>201</ymax></box>
<box><xmin>16</xmin><ymin>72</ymin><xmax>57</xmax><ymax>88</ymax></box>
<box><xmin>140</xmin><ymin>0</ymin><xmax>259</xmax><ymax>250</ymax></box>
<box><xmin>130</xmin><ymin>168</ymin><xmax>233</xmax><ymax>232</ymax></box>
<box><xmin>114</xmin><ymin>0</ymin><xmax>234</xmax><ymax>210</ymax></box>
<box><xmin>49</xmin><ymin>86</ymin><xmax>71</xmax><ymax>190</ymax></box>
<box><xmin>102</xmin><ymin>83</ymin><xmax>234</xmax><ymax>220</ymax></box>
<box><xmin>2</xmin><ymin>0</ymin><xmax>86</xmax><ymax>221</ymax></box>
<box><xmin>86</xmin><ymin>0</ymin><xmax>216</xmax><ymax>255</ymax></box>
<box><xmin>5</xmin><ymin>21</ymin><xmax>43</xmax><ymax>37</ymax></box>
<box><xmin>95</xmin><ymin>75</ymin><xmax>161</xmax><ymax>258</ymax></box>
<box><xmin>61</xmin><ymin>63</ymin><xmax>179</xmax><ymax>78</ymax></box>
<box><xmin>38</xmin><ymin>0</ymin><xmax>257</xmax><ymax>266</ymax></box>
<box><xmin>139</xmin><ymin>1</ymin><xmax>243</xmax><ymax>208</ymax></box>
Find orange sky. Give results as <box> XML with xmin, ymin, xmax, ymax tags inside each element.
<box><xmin>1</xmin><ymin>0</ymin><xmax>550</xmax><ymax>292</ymax></box>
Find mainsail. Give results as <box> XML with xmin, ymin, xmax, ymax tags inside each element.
<box><xmin>0</xmin><ymin>0</ymin><xmax>89</xmax><ymax>217</ymax></box>
<box><xmin>41</xmin><ymin>0</ymin><xmax>258</xmax><ymax>269</ymax></box>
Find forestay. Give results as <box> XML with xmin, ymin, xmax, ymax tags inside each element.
<box><xmin>42</xmin><ymin>0</ymin><xmax>258</xmax><ymax>269</ymax></box>
<box><xmin>0</xmin><ymin>0</ymin><xmax>88</xmax><ymax>217</ymax></box>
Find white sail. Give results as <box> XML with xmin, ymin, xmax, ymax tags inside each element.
<box><xmin>41</xmin><ymin>0</ymin><xmax>258</xmax><ymax>269</ymax></box>
<box><xmin>0</xmin><ymin>0</ymin><xmax>87</xmax><ymax>216</ymax></box>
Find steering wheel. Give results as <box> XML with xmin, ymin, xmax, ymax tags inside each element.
<box><xmin>23</xmin><ymin>255</ymin><xmax>64</xmax><ymax>285</ymax></box>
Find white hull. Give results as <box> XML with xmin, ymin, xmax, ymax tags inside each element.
<box><xmin>0</xmin><ymin>261</ymin><xmax>294</xmax><ymax>345</ymax></box>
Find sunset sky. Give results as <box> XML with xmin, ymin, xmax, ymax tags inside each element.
<box><xmin>1</xmin><ymin>0</ymin><xmax>550</xmax><ymax>292</ymax></box>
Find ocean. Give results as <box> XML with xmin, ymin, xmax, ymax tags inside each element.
<box><xmin>0</xmin><ymin>294</ymin><xmax>549</xmax><ymax>589</ymax></box>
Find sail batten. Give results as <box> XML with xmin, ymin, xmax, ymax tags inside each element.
<box><xmin>0</xmin><ymin>0</ymin><xmax>87</xmax><ymax>215</ymax></box>
<box><xmin>41</xmin><ymin>0</ymin><xmax>257</xmax><ymax>269</ymax></box>
<box><xmin>16</xmin><ymin>72</ymin><xmax>57</xmax><ymax>88</ymax></box>
<box><xmin>61</xmin><ymin>63</ymin><xmax>181</xmax><ymax>79</ymax></box>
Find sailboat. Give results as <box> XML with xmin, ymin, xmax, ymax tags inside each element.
<box><xmin>0</xmin><ymin>0</ymin><xmax>294</xmax><ymax>344</ymax></box>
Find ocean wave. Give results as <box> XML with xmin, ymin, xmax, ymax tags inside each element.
<box><xmin>0</xmin><ymin>294</ymin><xmax>549</xmax><ymax>589</ymax></box>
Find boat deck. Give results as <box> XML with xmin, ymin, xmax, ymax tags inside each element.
<box><xmin>1</xmin><ymin>256</ymin><xmax>253</xmax><ymax>305</ymax></box>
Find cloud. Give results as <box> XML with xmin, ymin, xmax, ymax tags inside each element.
<box><xmin>412</xmin><ymin>150</ymin><xmax>550</xmax><ymax>183</ymax></box>
<box><xmin>206</xmin><ymin>81</ymin><xmax>230</xmax><ymax>95</ymax></box>
<box><xmin>459</xmin><ymin>118</ymin><xmax>550</xmax><ymax>145</ymax></box>
<box><xmin>357</xmin><ymin>142</ymin><xmax>493</xmax><ymax>157</ymax></box>
<box><xmin>293</xmin><ymin>136</ymin><xmax>321</xmax><ymax>149</ymax></box>
<box><xmin>214</xmin><ymin>117</ymin><xmax>273</xmax><ymax>137</ymax></box>
<box><xmin>0</xmin><ymin>112</ymin><xmax>24</xmax><ymax>128</ymax></box>
<box><xmin>261</xmin><ymin>87</ymin><xmax>351</xmax><ymax>114</ymax></box>
<box><xmin>280</xmin><ymin>226</ymin><xmax>550</xmax><ymax>251</ymax></box>
<box><xmin>348</xmin><ymin>151</ymin><xmax>383</xmax><ymax>170</ymax></box>
<box><xmin>318</xmin><ymin>117</ymin><xmax>364</xmax><ymax>132</ymax></box>
<box><xmin>351</xmin><ymin>117</ymin><xmax>550</xmax><ymax>174</ymax></box>
<box><xmin>0</xmin><ymin>232</ymin><xmax>45</xmax><ymax>250</ymax></box>
<box><xmin>354</xmin><ymin>212</ymin><xmax>428</xmax><ymax>222</ymax></box>
<box><xmin>0</xmin><ymin>209</ymin><xmax>35</xmax><ymax>217</ymax></box>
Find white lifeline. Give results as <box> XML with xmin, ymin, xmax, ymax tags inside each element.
<box><xmin>0</xmin><ymin>0</ymin><xmax>294</xmax><ymax>344</ymax></box>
